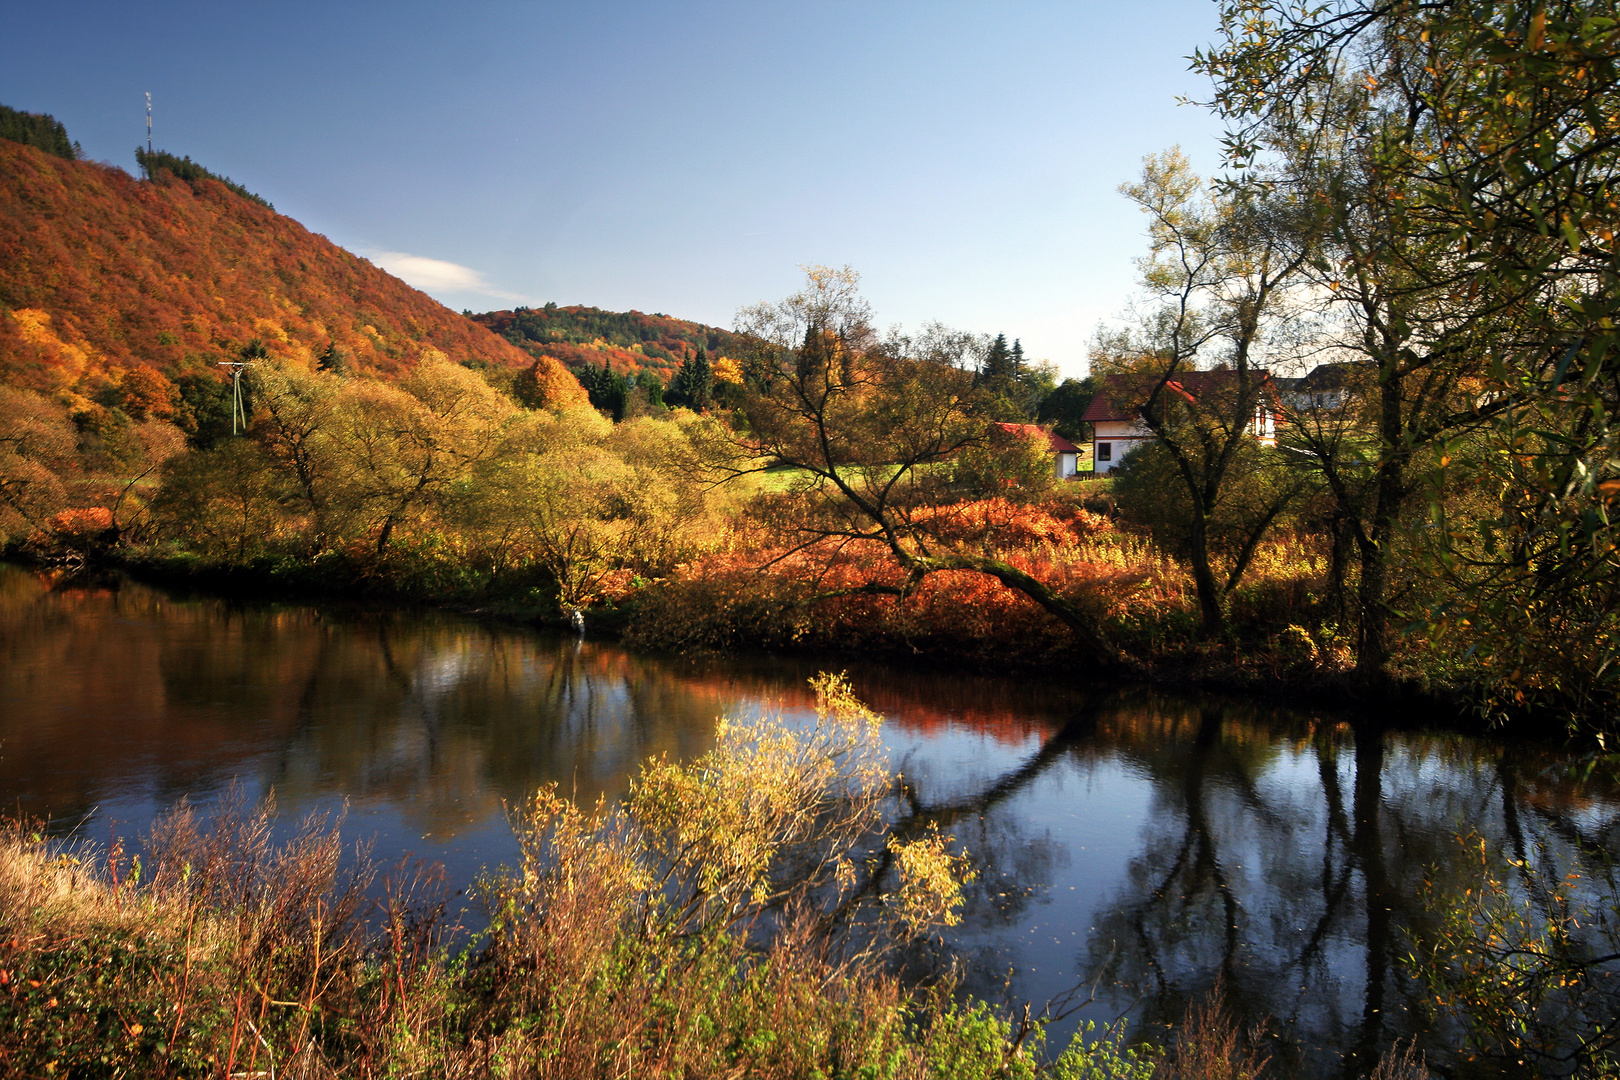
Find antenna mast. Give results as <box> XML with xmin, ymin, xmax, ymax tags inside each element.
<box><xmin>145</xmin><ymin>93</ymin><xmax>152</xmax><ymax>157</ymax></box>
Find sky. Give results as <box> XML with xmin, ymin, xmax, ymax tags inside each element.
<box><xmin>1</xmin><ymin>1</ymin><xmax>1232</xmax><ymax>379</ymax></box>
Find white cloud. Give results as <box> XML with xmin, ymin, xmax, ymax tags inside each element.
<box><xmin>368</xmin><ymin>250</ymin><xmax>528</xmax><ymax>303</ymax></box>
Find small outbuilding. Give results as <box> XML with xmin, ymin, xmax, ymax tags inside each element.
<box><xmin>991</xmin><ymin>422</ymin><xmax>1084</xmax><ymax>480</ymax></box>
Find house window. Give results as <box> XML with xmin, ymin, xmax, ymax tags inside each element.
<box><xmin>1097</xmin><ymin>442</ymin><xmax>1112</xmax><ymax>462</ymax></box>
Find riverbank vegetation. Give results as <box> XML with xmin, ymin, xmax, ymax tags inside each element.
<box><xmin>0</xmin><ymin>678</ymin><xmax>1484</xmax><ymax>1080</ymax></box>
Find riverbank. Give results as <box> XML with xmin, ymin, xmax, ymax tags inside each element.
<box><xmin>82</xmin><ymin>545</ymin><xmax>1493</xmax><ymax>736</ymax></box>
<box><xmin>0</xmin><ymin>685</ymin><xmax>1159</xmax><ymax>1080</ymax></box>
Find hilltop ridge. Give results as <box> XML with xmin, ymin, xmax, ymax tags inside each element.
<box><xmin>472</xmin><ymin>304</ymin><xmax>739</xmax><ymax>381</ymax></box>
<box><xmin>0</xmin><ymin>137</ymin><xmax>583</xmax><ymax>413</ymax></box>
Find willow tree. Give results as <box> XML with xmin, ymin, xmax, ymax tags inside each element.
<box><xmin>728</xmin><ymin>267</ymin><xmax>1124</xmax><ymax>670</ymax></box>
<box><xmin>323</xmin><ymin>355</ymin><xmax>518</xmax><ymax>558</ymax></box>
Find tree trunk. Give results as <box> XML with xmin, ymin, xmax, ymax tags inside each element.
<box><xmin>1355</xmin><ymin>368</ymin><xmax>1406</xmax><ymax>683</ymax></box>
<box><xmin>1187</xmin><ymin>503</ymin><xmax>1226</xmax><ymax>637</ymax></box>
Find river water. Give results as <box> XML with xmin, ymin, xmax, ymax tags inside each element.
<box><xmin>1</xmin><ymin>562</ymin><xmax>1616</xmax><ymax>1078</ymax></box>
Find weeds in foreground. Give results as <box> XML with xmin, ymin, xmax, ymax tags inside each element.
<box><xmin>0</xmin><ymin>675</ymin><xmax>1445</xmax><ymax>1078</ymax></box>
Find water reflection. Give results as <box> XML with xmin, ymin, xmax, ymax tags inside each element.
<box><xmin>2</xmin><ymin>564</ymin><xmax>1618</xmax><ymax>1078</ymax></box>
<box><xmin>892</xmin><ymin>693</ymin><xmax>1620</xmax><ymax>1078</ymax></box>
<box><xmin>0</xmin><ymin>568</ymin><xmax>739</xmax><ymax>833</ymax></box>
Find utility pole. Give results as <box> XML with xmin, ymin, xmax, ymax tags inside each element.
<box><xmin>217</xmin><ymin>358</ymin><xmax>249</xmax><ymax>434</ymax></box>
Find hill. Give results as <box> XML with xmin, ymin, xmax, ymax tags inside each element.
<box><xmin>0</xmin><ymin>137</ymin><xmax>584</xmax><ymax>415</ymax></box>
<box><xmin>473</xmin><ymin>304</ymin><xmax>739</xmax><ymax>381</ymax></box>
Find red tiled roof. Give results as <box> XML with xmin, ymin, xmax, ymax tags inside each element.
<box><xmin>1081</xmin><ymin>370</ymin><xmax>1275</xmax><ymax>422</ymax></box>
<box><xmin>1080</xmin><ymin>382</ymin><xmax>1137</xmax><ymax>423</ymax></box>
<box><xmin>991</xmin><ymin>422</ymin><xmax>1081</xmax><ymax>455</ymax></box>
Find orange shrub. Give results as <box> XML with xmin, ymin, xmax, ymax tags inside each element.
<box><xmin>910</xmin><ymin>497</ymin><xmax>1110</xmax><ymax>548</ymax></box>
<box><xmin>46</xmin><ymin>505</ymin><xmax>114</xmax><ymax>537</ymax></box>
<box><xmin>626</xmin><ymin>536</ymin><xmax>1151</xmax><ymax>667</ymax></box>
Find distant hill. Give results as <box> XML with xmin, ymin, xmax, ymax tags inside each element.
<box><xmin>473</xmin><ymin>304</ymin><xmax>739</xmax><ymax>381</ymax></box>
<box><xmin>0</xmin><ymin>136</ymin><xmax>584</xmax><ymax>413</ymax></box>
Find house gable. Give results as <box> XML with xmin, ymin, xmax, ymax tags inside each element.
<box><xmin>1083</xmin><ymin>369</ymin><xmax>1279</xmax><ymax>473</ymax></box>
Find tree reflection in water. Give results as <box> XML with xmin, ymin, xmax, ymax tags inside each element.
<box><xmin>3</xmin><ymin>564</ymin><xmax>1618</xmax><ymax>1077</ymax></box>
<box><xmin>891</xmin><ymin>691</ymin><xmax>1620</xmax><ymax>1079</ymax></box>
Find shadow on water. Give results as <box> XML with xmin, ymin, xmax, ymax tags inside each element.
<box><xmin>2</xmin><ymin>563</ymin><xmax>1617</xmax><ymax>1077</ymax></box>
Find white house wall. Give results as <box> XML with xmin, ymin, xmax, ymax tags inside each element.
<box><xmin>1092</xmin><ymin>420</ymin><xmax>1144</xmax><ymax>474</ymax></box>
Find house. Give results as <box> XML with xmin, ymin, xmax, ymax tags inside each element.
<box><xmin>1080</xmin><ymin>370</ymin><xmax>1279</xmax><ymax>474</ymax></box>
<box><xmin>1274</xmin><ymin>361</ymin><xmax>1369</xmax><ymax>412</ymax></box>
<box><xmin>990</xmin><ymin>422</ymin><xmax>1084</xmax><ymax>480</ymax></box>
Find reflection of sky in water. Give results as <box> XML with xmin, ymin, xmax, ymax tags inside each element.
<box><xmin>4</xmin><ymin>564</ymin><xmax>1620</xmax><ymax>1079</ymax></box>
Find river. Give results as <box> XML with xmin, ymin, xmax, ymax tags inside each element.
<box><xmin>1</xmin><ymin>562</ymin><xmax>1615</xmax><ymax>1078</ymax></box>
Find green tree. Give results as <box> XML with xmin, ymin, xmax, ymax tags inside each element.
<box><xmin>1107</xmin><ymin>149</ymin><xmax>1313</xmax><ymax>636</ymax></box>
<box><xmin>135</xmin><ymin>147</ymin><xmax>273</xmax><ymax>209</ymax></box>
<box><xmin>952</xmin><ymin>423</ymin><xmax>1057</xmax><ymax>500</ymax></box>
<box><xmin>315</xmin><ymin>340</ymin><xmax>349</xmax><ymax>376</ymax></box>
<box><xmin>174</xmin><ymin>369</ymin><xmax>241</xmax><ymax>450</ymax></box>
<box><xmin>667</xmin><ymin>346</ymin><xmax>714</xmax><ymax>412</ymax></box>
<box><xmin>578</xmin><ymin>359</ymin><xmax>631</xmax><ymax>420</ymax></box>
<box><xmin>0</xmin><ymin>104</ymin><xmax>78</xmax><ymax>159</ymax></box>
<box><xmin>151</xmin><ymin>440</ymin><xmax>286</xmax><ymax>562</ymax></box>
<box><xmin>1112</xmin><ymin>438</ymin><xmax>1304</xmax><ymax>595</ymax></box>
<box><xmin>1037</xmin><ymin>377</ymin><xmax>1096</xmax><ymax>443</ymax></box>
<box><xmin>980</xmin><ymin>334</ymin><xmax>1015</xmax><ymax>388</ymax></box>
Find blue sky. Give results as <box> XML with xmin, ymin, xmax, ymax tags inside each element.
<box><xmin>1</xmin><ymin>1</ymin><xmax>1229</xmax><ymax>378</ymax></box>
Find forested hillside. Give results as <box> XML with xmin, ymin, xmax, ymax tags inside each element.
<box><xmin>0</xmin><ymin>137</ymin><xmax>583</xmax><ymax>412</ymax></box>
<box><xmin>474</xmin><ymin>304</ymin><xmax>738</xmax><ymax>380</ymax></box>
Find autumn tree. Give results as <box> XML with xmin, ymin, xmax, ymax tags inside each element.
<box><xmin>728</xmin><ymin>266</ymin><xmax>1124</xmax><ymax>669</ymax></box>
<box><xmin>465</xmin><ymin>408</ymin><xmax>634</xmax><ymax>608</ymax></box>
<box><xmin>0</xmin><ymin>387</ymin><xmax>74</xmax><ymax>544</ymax></box>
<box><xmin>1194</xmin><ymin>0</ymin><xmax>1620</xmax><ymax>701</ymax></box>
<box><xmin>249</xmin><ymin>359</ymin><xmax>342</xmax><ymax>547</ymax></box>
<box><xmin>457</xmin><ymin>408</ymin><xmax>729</xmax><ymax>609</ymax></box>
<box><xmin>322</xmin><ymin>355</ymin><xmax>517</xmax><ymax>558</ymax></box>
<box><xmin>1105</xmin><ymin>149</ymin><xmax>1313</xmax><ymax>637</ymax></box>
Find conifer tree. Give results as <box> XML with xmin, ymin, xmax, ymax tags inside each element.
<box><xmin>980</xmin><ymin>334</ymin><xmax>1014</xmax><ymax>387</ymax></box>
<box><xmin>316</xmin><ymin>340</ymin><xmax>348</xmax><ymax>375</ymax></box>
<box><xmin>0</xmin><ymin>104</ymin><xmax>77</xmax><ymax>159</ymax></box>
<box><xmin>668</xmin><ymin>346</ymin><xmax>713</xmax><ymax>412</ymax></box>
